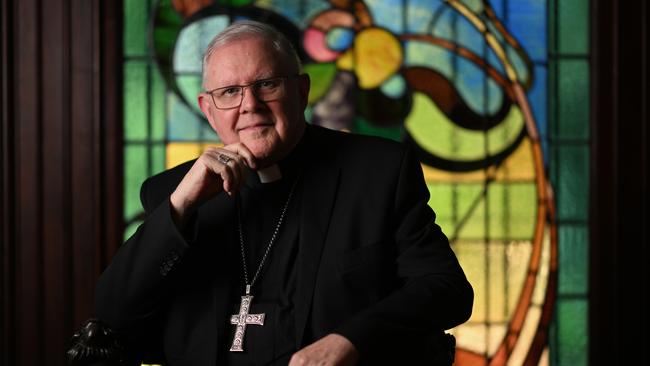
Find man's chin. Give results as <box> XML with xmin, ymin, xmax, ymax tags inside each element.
<box><xmin>247</xmin><ymin>144</ymin><xmax>278</xmax><ymax>168</ymax></box>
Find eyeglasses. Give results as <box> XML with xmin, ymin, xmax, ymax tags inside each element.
<box><xmin>205</xmin><ymin>75</ymin><xmax>298</xmax><ymax>110</ymax></box>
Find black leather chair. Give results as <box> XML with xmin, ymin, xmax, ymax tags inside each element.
<box><xmin>67</xmin><ymin>318</ymin><xmax>456</xmax><ymax>365</ymax></box>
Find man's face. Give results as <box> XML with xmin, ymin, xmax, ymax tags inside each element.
<box><xmin>198</xmin><ymin>36</ymin><xmax>309</xmax><ymax>168</ymax></box>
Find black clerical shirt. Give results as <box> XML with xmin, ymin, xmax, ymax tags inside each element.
<box><xmin>221</xmin><ymin>150</ymin><xmax>305</xmax><ymax>366</ymax></box>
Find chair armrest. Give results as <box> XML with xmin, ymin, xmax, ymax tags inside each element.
<box><xmin>66</xmin><ymin>318</ymin><xmax>125</xmax><ymax>366</ymax></box>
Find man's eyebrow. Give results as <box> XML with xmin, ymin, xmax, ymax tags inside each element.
<box><xmin>214</xmin><ymin>75</ymin><xmax>279</xmax><ymax>88</ymax></box>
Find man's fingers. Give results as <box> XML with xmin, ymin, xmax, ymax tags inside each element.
<box><xmin>223</xmin><ymin>143</ymin><xmax>257</xmax><ymax>170</ymax></box>
<box><xmin>203</xmin><ymin>148</ymin><xmax>242</xmax><ymax>194</ymax></box>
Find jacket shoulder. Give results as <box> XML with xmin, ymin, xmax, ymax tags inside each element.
<box><xmin>308</xmin><ymin>124</ymin><xmax>407</xmax><ymax>160</ymax></box>
<box><xmin>139</xmin><ymin>160</ymin><xmax>195</xmax><ymax>212</ymax></box>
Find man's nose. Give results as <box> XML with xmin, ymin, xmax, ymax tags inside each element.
<box><xmin>239</xmin><ymin>86</ymin><xmax>263</xmax><ymax>112</ymax></box>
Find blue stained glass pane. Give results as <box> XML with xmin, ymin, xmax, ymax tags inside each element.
<box><xmin>506</xmin><ymin>43</ymin><xmax>530</xmax><ymax>84</ymax></box>
<box><xmin>455</xmin><ymin>7</ymin><xmax>485</xmax><ymax>58</ymax></box>
<box><xmin>265</xmin><ymin>0</ymin><xmax>330</xmax><ymax>28</ymax></box>
<box><xmin>167</xmin><ymin>92</ymin><xmax>203</xmax><ymax>141</ymax></box>
<box><xmin>455</xmin><ymin>56</ymin><xmax>504</xmax><ymax>115</ymax></box>
<box><xmin>484</xmin><ymin>17</ymin><xmax>506</xmax><ymax>44</ymax></box>
<box><xmin>174</xmin><ymin>16</ymin><xmax>229</xmax><ymax>74</ymax></box>
<box><xmin>406</xmin><ymin>0</ymin><xmax>447</xmax><ymax>33</ymax></box>
<box><xmin>487</xmin><ymin>49</ymin><xmax>506</xmax><ymax>75</ymax></box>
<box><xmin>430</xmin><ymin>5</ymin><xmax>457</xmax><ymax>41</ymax></box>
<box><xmin>460</xmin><ymin>0</ymin><xmax>484</xmax><ymax>13</ymax></box>
<box><xmin>404</xmin><ymin>41</ymin><xmax>454</xmax><ymax>75</ymax></box>
<box><xmin>490</xmin><ymin>0</ymin><xmax>506</xmax><ymax>19</ymax></box>
<box><xmin>507</xmin><ymin>0</ymin><xmax>547</xmax><ymax>62</ymax></box>
<box><xmin>528</xmin><ymin>65</ymin><xmax>548</xmax><ymax>161</ymax></box>
<box><xmin>381</xmin><ymin>74</ymin><xmax>407</xmax><ymax>98</ymax></box>
<box><xmin>365</xmin><ymin>0</ymin><xmax>404</xmax><ymax>33</ymax></box>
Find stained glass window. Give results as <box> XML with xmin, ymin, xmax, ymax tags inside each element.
<box><xmin>122</xmin><ymin>1</ymin><xmax>590</xmax><ymax>364</ymax></box>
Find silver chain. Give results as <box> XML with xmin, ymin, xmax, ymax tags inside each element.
<box><xmin>237</xmin><ymin>176</ymin><xmax>299</xmax><ymax>294</ymax></box>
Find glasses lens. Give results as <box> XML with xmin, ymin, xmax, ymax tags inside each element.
<box><xmin>213</xmin><ymin>86</ymin><xmax>243</xmax><ymax>109</ymax></box>
<box><xmin>210</xmin><ymin>77</ymin><xmax>289</xmax><ymax>109</ymax></box>
<box><xmin>253</xmin><ymin>78</ymin><xmax>285</xmax><ymax>102</ymax></box>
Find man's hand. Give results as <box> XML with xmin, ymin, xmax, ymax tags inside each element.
<box><xmin>289</xmin><ymin>333</ymin><xmax>359</xmax><ymax>366</ymax></box>
<box><xmin>170</xmin><ymin>143</ymin><xmax>256</xmax><ymax>226</ymax></box>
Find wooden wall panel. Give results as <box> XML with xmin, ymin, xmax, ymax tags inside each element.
<box><xmin>0</xmin><ymin>0</ymin><xmax>122</xmax><ymax>364</ymax></box>
<box><xmin>590</xmin><ymin>0</ymin><xmax>650</xmax><ymax>364</ymax></box>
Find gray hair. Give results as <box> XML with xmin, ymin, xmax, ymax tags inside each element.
<box><xmin>202</xmin><ymin>20</ymin><xmax>302</xmax><ymax>89</ymax></box>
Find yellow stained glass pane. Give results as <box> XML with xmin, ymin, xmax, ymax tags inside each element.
<box><xmin>166</xmin><ymin>142</ymin><xmax>222</xmax><ymax>169</ymax></box>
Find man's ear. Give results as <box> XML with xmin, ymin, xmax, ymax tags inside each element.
<box><xmin>298</xmin><ymin>73</ymin><xmax>311</xmax><ymax>110</ymax></box>
<box><xmin>198</xmin><ymin>93</ymin><xmax>219</xmax><ymax>131</ymax></box>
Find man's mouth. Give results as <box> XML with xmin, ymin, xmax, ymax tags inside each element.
<box><xmin>238</xmin><ymin>122</ymin><xmax>272</xmax><ymax>132</ymax></box>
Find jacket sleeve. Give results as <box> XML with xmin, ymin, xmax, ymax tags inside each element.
<box><xmin>94</xmin><ymin>178</ymin><xmax>195</xmax><ymax>360</ymax></box>
<box><xmin>334</xmin><ymin>147</ymin><xmax>474</xmax><ymax>360</ymax></box>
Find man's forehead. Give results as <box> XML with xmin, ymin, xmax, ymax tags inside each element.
<box><xmin>205</xmin><ymin>39</ymin><xmax>286</xmax><ymax>85</ymax></box>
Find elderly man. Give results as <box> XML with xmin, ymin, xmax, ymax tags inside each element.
<box><xmin>95</xmin><ymin>20</ymin><xmax>473</xmax><ymax>366</ymax></box>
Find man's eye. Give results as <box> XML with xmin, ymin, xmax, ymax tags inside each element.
<box><xmin>257</xmin><ymin>79</ymin><xmax>280</xmax><ymax>90</ymax></box>
<box><xmin>220</xmin><ymin>87</ymin><xmax>241</xmax><ymax>97</ymax></box>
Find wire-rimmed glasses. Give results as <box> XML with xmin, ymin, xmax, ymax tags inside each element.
<box><xmin>205</xmin><ymin>75</ymin><xmax>299</xmax><ymax>110</ymax></box>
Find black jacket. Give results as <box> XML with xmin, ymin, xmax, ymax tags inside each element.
<box><xmin>95</xmin><ymin>125</ymin><xmax>473</xmax><ymax>365</ymax></box>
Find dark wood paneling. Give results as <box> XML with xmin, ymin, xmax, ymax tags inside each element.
<box><xmin>1</xmin><ymin>0</ymin><xmax>16</xmax><ymax>363</ymax></box>
<box><xmin>70</xmin><ymin>0</ymin><xmax>98</xmax><ymax>330</ymax></box>
<box><xmin>590</xmin><ymin>0</ymin><xmax>650</xmax><ymax>364</ymax></box>
<box><xmin>1</xmin><ymin>0</ymin><xmax>122</xmax><ymax>364</ymax></box>
<box><xmin>16</xmin><ymin>0</ymin><xmax>44</xmax><ymax>363</ymax></box>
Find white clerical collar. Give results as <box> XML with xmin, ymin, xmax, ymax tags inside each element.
<box><xmin>257</xmin><ymin>164</ymin><xmax>282</xmax><ymax>183</ymax></box>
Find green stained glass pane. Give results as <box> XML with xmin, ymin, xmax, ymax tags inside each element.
<box><xmin>123</xmin><ymin>220</ymin><xmax>142</xmax><ymax>242</ymax></box>
<box><xmin>151</xmin><ymin>143</ymin><xmax>166</xmax><ymax>176</ymax></box>
<box><xmin>488</xmin><ymin>241</ymin><xmax>508</xmax><ymax>321</ymax></box>
<box><xmin>558</xmin><ymin>0</ymin><xmax>588</xmax><ymax>54</ymax></box>
<box><xmin>557</xmin><ymin>60</ymin><xmax>589</xmax><ymax>140</ymax></box>
<box><xmin>216</xmin><ymin>0</ymin><xmax>254</xmax><ymax>6</ymax></box>
<box><xmin>152</xmin><ymin>0</ymin><xmax>184</xmax><ymax>65</ymax></box>
<box><xmin>506</xmin><ymin>240</ymin><xmax>532</xmax><ymax>316</ymax></box>
<box><xmin>176</xmin><ymin>74</ymin><xmax>203</xmax><ymax>115</ymax></box>
<box><xmin>353</xmin><ymin>117</ymin><xmax>403</xmax><ymax>142</ymax></box>
<box><xmin>151</xmin><ymin>69</ymin><xmax>166</xmax><ymax>141</ymax></box>
<box><xmin>558</xmin><ymin>224</ymin><xmax>588</xmax><ymax>295</ymax></box>
<box><xmin>548</xmin><ymin>59</ymin><xmax>558</xmax><ymax>136</ymax></box>
<box><xmin>304</xmin><ymin>63</ymin><xmax>338</xmax><ymax>104</ymax></box>
<box><xmin>124</xmin><ymin>0</ymin><xmax>149</xmax><ymax>57</ymax></box>
<box><xmin>124</xmin><ymin>61</ymin><xmax>148</xmax><ymax>141</ymax></box>
<box><xmin>167</xmin><ymin>92</ymin><xmax>202</xmax><ymax>141</ymax></box>
<box><xmin>427</xmin><ymin>183</ymin><xmax>484</xmax><ymax>238</ymax></box>
<box><xmin>556</xmin><ymin>299</ymin><xmax>588</xmax><ymax>366</ymax></box>
<box><xmin>124</xmin><ymin>145</ymin><xmax>148</xmax><ymax>220</ymax></box>
<box><xmin>486</xmin><ymin>183</ymin><xmax>536</xmax><ymax>239</ymax></box>
<box><xmin>554</xmin><ymin>145</ymin><xmax>589</xmax><ymax>221</ymax></box>
<box><xmin>453</xmin><ymin>182</ymin><xmax>536</xmax><ymax>240</ymax></box>
<box><xmin>548</xmin><ymin>0</ymin><xmax>557</xmax><ymax>53</ymax></box>
<box><xmin>453</xmin><ymin>240</ymin><xmax>486</xmax><ymax>321</ymax></box>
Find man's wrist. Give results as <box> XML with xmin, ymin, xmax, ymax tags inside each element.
<box><xmin>169</xmin><ymin>191</ymin><xmax>194</xmax><ymax>230</ymax></box>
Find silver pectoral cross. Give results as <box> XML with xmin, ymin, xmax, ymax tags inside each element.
<box><xmin>229</xmin><ymin>290</ymin><xmax>265</xmax><ymax>352</ymax></box>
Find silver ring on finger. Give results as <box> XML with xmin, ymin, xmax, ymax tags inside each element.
<box><xmin>217</xmin><ymin>153</ymin><xmax>232</xmax><ymax>165</ymax></box>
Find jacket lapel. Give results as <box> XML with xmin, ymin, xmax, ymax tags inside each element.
<box><xmin>295</xmin><ymin>130</ymin><xmax>340</xmax><ymax>348</ymax></box>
